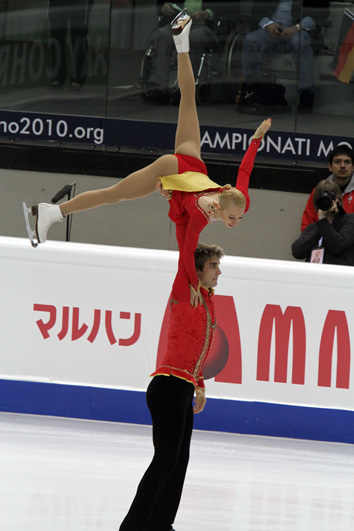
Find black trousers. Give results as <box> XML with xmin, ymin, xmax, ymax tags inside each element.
<box><xmin>119</xmin><ymin>375</ymin><xmax>195</xmax><ymax>531</ymax></box>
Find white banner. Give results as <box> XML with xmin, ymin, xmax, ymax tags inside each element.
<box><xmin>1</xmin><ymin>236</ymin><xmax>353</xmax><ymax>411</ymax></box>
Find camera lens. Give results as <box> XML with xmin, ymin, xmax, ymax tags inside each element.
<box><xmin>316</xmin><ymin>192</ymin><xmax>334</xmax><ymax>211</ymax></box>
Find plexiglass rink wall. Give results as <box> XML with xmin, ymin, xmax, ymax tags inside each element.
<box><xmin>0</xmin><ymin>1</ymin><xmax>353</xmax><ymax>156</ymax></box>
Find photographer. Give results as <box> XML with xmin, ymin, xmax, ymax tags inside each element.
<box><xmin>292</xmin><ymin>180</ymin><xmax>354</xmax><ymax>266</ymax></box>
<box><xmin>301</xmin><ymin>145</ymin><xmax>354</xmax><ymax>231</ymax></box>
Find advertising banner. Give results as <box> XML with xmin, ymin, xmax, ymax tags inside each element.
<box><xmin>1</xmin><ymin>237</ymin><xmax>354</xmax><ymax>442</ymax></box>
<box><xmin>0</xmin><ymin>110</ymin><xmax>353</xmax><ymax>163</ymax></box>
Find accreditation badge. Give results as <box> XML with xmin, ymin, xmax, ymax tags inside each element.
<box><xmin>310</xmin><ymin>248</ymin><xmax>324</xmax><ymax>264</ymax></box>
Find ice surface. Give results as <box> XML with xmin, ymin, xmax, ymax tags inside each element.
<box><xmin>1</xmin><ymin>412</ymin><xmax>353</xmax><ymax>531</ymax></box>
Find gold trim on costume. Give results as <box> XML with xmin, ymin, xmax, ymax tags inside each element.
<box><xmin>193</xmin><ymin>298</ymin><xmax>216</xmax><ymax>378</ymax></box>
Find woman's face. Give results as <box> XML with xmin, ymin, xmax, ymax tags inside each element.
<box><xmin>220</xmin><ymin>204</ymin><xmax>245</xmax><ymax>228</ymax></box>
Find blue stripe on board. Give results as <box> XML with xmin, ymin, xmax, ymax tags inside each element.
<box><xmin>0</xmin><ymin>379</ymin><xmax>353</xmax><ymax>444</ymax></box>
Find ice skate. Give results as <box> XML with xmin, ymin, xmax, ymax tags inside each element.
<box><xmin>171</xmin><ymin>8</ymin><xmax>191</xmax><ymax>53</ymax></box>
<box><xmin>23</xmin><ymin>202</ymin><xmax>39</xmax><ymax>247</ymax></box>
<box><xmin>22</xmin><ymin>202</ymin><xmax>63</xmax><ymax>247</ymax></box>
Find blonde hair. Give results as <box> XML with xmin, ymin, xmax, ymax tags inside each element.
<box><xmin>219</xmin><ymin>185</ymin><xmax>246</xmax><ymax>210</ymax></box>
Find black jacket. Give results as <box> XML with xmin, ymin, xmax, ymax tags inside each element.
<box><xmin>292</xmin><ymin>212</ymin><xmax>354</xmax><ymax>267</ymax></box>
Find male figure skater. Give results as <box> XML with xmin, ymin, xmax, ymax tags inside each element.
<box><xmin>119</xmin><ymin>242</ymin><xmax>224</xmax><ymax>531</ymax></box>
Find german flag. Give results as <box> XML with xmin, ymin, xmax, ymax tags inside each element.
<box><xmin>331</xmin><ymin>8</ymin><xmax>354</xmax><ymax>83</ymax></box>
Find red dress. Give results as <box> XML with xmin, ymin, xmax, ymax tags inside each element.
<box><xmin>165</xmin><ymin>137</ymin><xmax>261</xmax><ymax>291</ymax></box>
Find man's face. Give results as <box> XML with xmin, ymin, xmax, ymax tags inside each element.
<box><xmin>328</xmin><ymin>154</ymin><xmax>354</xmax><ymax>187</ymax></box>
<box><xmin>197</xmin><ymin>256</ymin><xmax>222</xmax><ymax>290</ymax></box>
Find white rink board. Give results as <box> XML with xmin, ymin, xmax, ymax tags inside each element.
<box><xmin>1</xmin><ymin>236</ymin><xmax>354</xmax><ymax>442</ymax></box>
<box><xmin>1</xmin><ymin>236</ymin><xmax>354</xmax><ymax>407</ymax></box>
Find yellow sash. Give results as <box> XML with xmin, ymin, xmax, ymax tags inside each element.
<box><xmin>160</xmin><ymin>171</ymin><xmax>220</xmax><ymax>192</ymax></box>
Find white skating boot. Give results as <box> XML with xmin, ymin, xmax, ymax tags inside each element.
<box><xmin>34</xmin><ymin>203</ymin><xmax>64</xmax><ymax>244</ymax></box>
<box><xmin>23</xmin><ymin>202</ymin><xmax>64</xmax><ymax>247</ymax></box>
<box><xmin>171</xmin><ymin>8</ymin><xmax>192</xmax><ymax>54</ymax></box>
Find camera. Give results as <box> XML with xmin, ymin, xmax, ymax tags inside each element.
<box><xmin>316</xmin><ymin>191</ymin><xmax>336</xmax><ymax>211</ymax></box>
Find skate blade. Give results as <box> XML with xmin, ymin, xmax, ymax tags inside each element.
<box><xmin>22</xmin><ymin>202</ymin><xmax>39</xmax><ymax>248</ymax></box>
<box><xmin>171</xmin><ymin>8</ymin><xmax>190</xmax><ymax>34</ymax></box>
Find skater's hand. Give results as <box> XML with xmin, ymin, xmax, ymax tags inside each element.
<box><xmin>190</xmin><ymin>285</ymin><xmax>203</xmax><ymax>308</ymax></box>
<box><xmin>194</xmin><ymin>388</ymin><xmax>206</xmax><ymax>414</ymax></box>
<box><xmin>318</xmin><ymin>199</ymin><xmax>338</xmax><ymax>223</ymax></box>
<box><xmin>265</xmin><ymin>22</ymin><xmax>282</xmax><ymax>38</ymax></box>
<box><xmin>253</xmin><ymin>118</ymin><xmax>272</xmax><ymax>139</ymax></box>
<box><xmin>156</xmin><ymin>178</ymin><xmax>172</xmax><ymax>199</ymax></box>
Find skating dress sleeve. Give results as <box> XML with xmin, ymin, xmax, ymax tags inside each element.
<box><xmin>169</xmin><ymin>192</ymin><xmax>209</xmax><ymax>296</ymax></box>
<box><xmin>235</xmin><ymin>137</ymin><xmax>262</xmax><ymax>213</ymax></box>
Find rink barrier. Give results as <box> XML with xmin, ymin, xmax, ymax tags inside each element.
<box><xmin>1</xmin><ymin>236</ymin><xmax>354</xmax><ymax>444</ymax></box>
<box><xmin>0</xmin><ymin>379</ymin><xmax>353</xmax><ymax>444</ymax></box>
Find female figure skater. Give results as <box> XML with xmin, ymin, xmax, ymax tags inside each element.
<box><xmin>28</xmin><ymin>9</ymin><xmax>271</xmax><ymax>304</ymax></box>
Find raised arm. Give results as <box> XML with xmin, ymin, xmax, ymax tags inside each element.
<box><xmin>172</xmin><ymin>217</ymin><xmax>201</xmax><ymax>303</ymax></box>
<box><xmin>235</xmin><ymin>119</ymin><xmax>271</xmax><ymax>212</ymax></box>
<box><xmin>172</xmin><ymin>203</ymin><xmax>209</xmax><ymax>306</ymax></box>
<box><xmin>175</xmin><ymin>219</ymin><xmax>200</xmax><ymax>283</ymax></box>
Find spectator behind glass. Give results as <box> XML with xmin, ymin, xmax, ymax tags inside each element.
<box><xmin>48</xmin><ymin>0</ymin><xmax>94</xmax><ymax>90</ymax></box>
<box><xmin>240</xmin><ymin>0</ymin><xmax>330</xmax><ymax>114</ymax></box>
<box><xmin>301</xmin><ymin>145</ymin><xmax>354</xmax><ymax>231</ymax></box>
<box><xmin>292</xmin><ymin>180</ymin><xmax>354</xmax><ymax>266</ymax></box>
<box><xmin>142</xmin><ymin>0</ymin><xmax>215</xmax><ymax>103</ymax></box>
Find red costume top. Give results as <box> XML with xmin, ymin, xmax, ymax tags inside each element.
<box><xmin>150</xmin><ymin>137</ymin><xmax>262</xmax><ymax>389</ymax></box>
<box><xmin>162</xmin><ymin>137</ymin><xmax>261</xmax><ymax>291</ymax></box>
<box><xmin>150</xmin><ymin>242</ymin><xmax>216</xmax><ymax>389</ymax></box>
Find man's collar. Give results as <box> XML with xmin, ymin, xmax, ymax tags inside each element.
<box><xmin>200</xmin><ymin>285</ymin><xmax>214</xmax><ymax>297</ymax></box>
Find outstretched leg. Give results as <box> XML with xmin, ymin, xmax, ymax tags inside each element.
<box><xmin>174</xmin><ymin>53</ymin><xmax>201</xmax><ymax>161</ymax></box>
<box><xmin>29</xmin><ymin>154</ymin><xmax>178</xmax><ymax>244</ymax></box>
<box><xmin>172</xmin><ymin>14</ymin><xmax>202</xmax><ymax>161</ymax></box>
<box><xmin>59</xmin><ymin>154</ymin><xmax>178</xmax><ymax>216</ymax></box>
